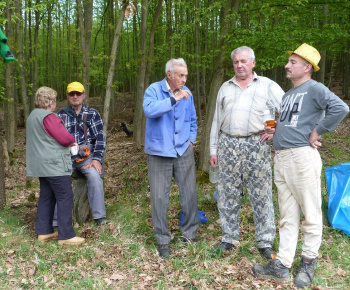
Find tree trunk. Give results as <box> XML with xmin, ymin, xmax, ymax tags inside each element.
<box><xmin>343</xmin><ymin>41</ymin><xmax>350</xmax><ymax>100</ymax></box>
<box><xmin>165</xmin><ymin>0</ymin><xmax>173</xmax><ymax>58</ymax></box>
<box><xmin>48</xmin><ymin>3</ymin><xmax>53</xmax><ymax>88</ymax></box>
<box><xmin>28</xmin><ymin>0</ymin><xmax>34</xmax><ymax>111</ymax></box>
<box><xmin>144</xmin><ymin>0</ymin><xmax>162</xmax><ymax>90</ymax></box>
<box><xmin>31</xmin><ymin>0</ymin><xmax>40</xmax><ymax>111</ymax></box>
<box><xmin>133</xmin><ymin>0</ymin><xmax>148</xmax><ymax>151</ymax></box>
<box><xmin>15</xmin><ymin>0</ymin><xmax>29</xmax><ymax>124</ymax></box>
<box><xmin>71</xmin><ymin>171</ymin><xmax>91</xmax><ymax>224</ymax></box>
<box><xmin>4</xmin><ymin>69</ymin><xmax>16</xmax><ymax>153</ymax></box>
<box><xmin>194</xmin><ymin>0</ymin><xmax>202</xmax><ymax>123</ymax></box>
<box><xmin>319</xmin><ymin>5</ymin><xmax>328</xmax><ymax>84</ymax></box>
<box><xmin>0</xmin><ymin>127</ymin><xmax>6</xmax><ymax>210</ymax></box>
<box><xmin>103</xmin><ymin>1</ymin><xmax>128</xmax><ymax>134</ymax></box>
<box><xmin>202</xmin><ymin>7</ymin><xmax>209</xmax><ymax>106</ymax></box>
<box><xmin>4</xmin><ymin>4</ymin><xmax>16</xmax><ymax>153</ymax></box>
<box><xmin>76</xmin><ymin>0</ymin><xmax>93</xmax><ymax>102</ymax></box>
<box><xmin>57</xmin><ymin>3</ymin><xmax>63</xmax><ymax>97</ymax></box>
<box><xmin>198</xmin><ymin>0</ymin><xmax>240</xmax><ymax>171</ymax></box>
<box><xmin>66</xmin><ymin>2</ymin><xmax>71</xmax><ymax>85</ymax></box>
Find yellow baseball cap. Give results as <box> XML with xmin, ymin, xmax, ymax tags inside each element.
<box><xmin>288</xmin><ymin>43</ymin><xmax>321</xmax><ymax>72</ymax></box>
<box><xmin>67</xmin><ymin>82</ymin><xmax>85</xmax><ymax>93</ymax></box>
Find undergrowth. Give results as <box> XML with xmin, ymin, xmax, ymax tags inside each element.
<box><xmin>1</xmin><ymin>120</ymin><xmax>350</xmax><ymax>289</ymax></box>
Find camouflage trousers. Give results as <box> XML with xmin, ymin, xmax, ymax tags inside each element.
<box><xmin>217</xmin><ymin>133</ymin><xmax>276</xmax><ymax>248</ymax></box>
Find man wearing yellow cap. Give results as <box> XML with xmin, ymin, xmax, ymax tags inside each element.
<box><xmin>56</xmin><ymin>82</ymin><xmax>108</xmax><ymax>226</ymax></box>
<box><xmin>253</xmin><ymin>44</ymin><xmax>349</xmax><ymax>288</ymax></box>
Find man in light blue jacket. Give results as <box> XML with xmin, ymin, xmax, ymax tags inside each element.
<box><xmin>143</xmin><ymin>58</ymin><xmax>199</xmax><ymax>258</ymax></box>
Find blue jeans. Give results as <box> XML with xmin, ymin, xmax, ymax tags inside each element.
<box><xmin>72</xmin><ymin>155</ymin><xmax>106</xmax><ymax>220</ymax></box>
<box><xmin>53</xmin><ymin>154</ymin><xmax>106</xmax><ymax>226</ymax></box>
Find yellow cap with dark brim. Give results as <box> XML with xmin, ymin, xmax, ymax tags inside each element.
<box><xmin>288</xmin><ymin>43</ymin><xmax>321</xmax><ymax>72</ymax></box>
<box><xmin>67</xmin><ymin>82</ymin><xmax>85</xmax><ymax>93</ymax></box>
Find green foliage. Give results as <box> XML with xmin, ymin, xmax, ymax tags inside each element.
<box><xmin>0</xmin><ymin>0</ymin><xmax>349</xmax><ymax>98</ymax></box>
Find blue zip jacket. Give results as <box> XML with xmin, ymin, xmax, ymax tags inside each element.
<box><xmin>143</xmin><ymin>78</ymin><xmax>197</xmax><ymax>157</ymax></box>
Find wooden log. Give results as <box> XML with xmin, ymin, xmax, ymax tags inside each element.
<box><xmin>71</xmin><ymin>170</ymin><xmax>91</xmax><ymax>224</ymax></box>
<box><xmin>121</xmin><ymin>121</ymin><xmax>133</xmax><ymax>137</ymax></box>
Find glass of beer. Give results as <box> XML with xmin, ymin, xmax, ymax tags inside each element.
<box><xmin>263</xmin><ymin>105</ymin><xmax>276</xmax><ymax>128</ymax></box>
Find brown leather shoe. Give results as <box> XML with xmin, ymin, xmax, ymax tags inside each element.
<box><xmin>38</xmin><ymin>232</ymin><xmax>58</xmax><ymax>243</ymax></box>
<box><xmin>58</xmin><ymin>236</ymin><xmax>85</xmax><ymax>245</ymax></box>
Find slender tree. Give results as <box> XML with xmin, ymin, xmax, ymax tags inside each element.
<box><xmin>4</xmin><ymin>1</ymin><xmax>16</xmax><ymax>153</ymax></box>
<box><xmin>47</xmin><ymin>2</ymin><xmax>53</xmax><ymax>88</ymax></box>
<box><xmin>0</xmin><ymin>130</ymin><xmax>5</xmax><ymax>210</ymax></box>
<box><xmin>144</xmin><ymin>0</ymin><xmax>162</xmax><ymax>90</ymax></box>
<box><xmin>15</xmin><ymin>0</ymin><xmax>29</xmax><ymax>123</ymax></box>
<box><xmin>31</xmin><ymin>0</ymin><xmax>41</xmax><ymax>111</ymax></box>
<box><xmin>133</xmin><ymin>0</ymin><xmax>148</xmax><ymax>151</ymax></box>
<box><xmin>198</xmin><ymin>0</ymin><xmax>241</xmax><ymax>171</ymax></box>
<box><xmin>194</xmin><ymin>0</ymin><xmax>201</xmax><ymax>123</ymax></box>
<box><xmin>103</xmin><ymin>0</ymin><xmax>129</xmax><ymax>134</ymax></box>
<box><xmin>76</xmin><ymin>0</ymin><xmax>93</xmax><ymax>102</ymax></box>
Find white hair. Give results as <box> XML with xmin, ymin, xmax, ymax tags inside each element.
<box><xmin>231</xmin><ymin>46</ymin><xmax>255</xmax><ymax>61</ymax></box>
<box><xmin>165</xmin><ymin>58</ymin><xmax>187</xmax><ymax>78</ymax></box>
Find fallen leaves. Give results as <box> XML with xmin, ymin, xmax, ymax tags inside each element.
<box><xmin>28</xmin><ymin>268</ymin><xmax>35</xmax><ymax>277</ymax></box>
<box><xmin>336</xmin><ymin>267</ymin><xmax>347</xmax><ymax>277</ymax></box>
<box><xmin>110</xmin><ymin>272</ymin><xmax>125</xmax><ymax>280</ymax></box>
<box><xmin>2</xmin><ymin>98</ymin><xmax>350</xmax><ymax>289</ymax></box>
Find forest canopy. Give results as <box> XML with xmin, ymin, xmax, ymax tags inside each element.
<box><xmin>1</xmin><ymin>0</ymin><xmax>349</xmax><ymax>98</ymax></box>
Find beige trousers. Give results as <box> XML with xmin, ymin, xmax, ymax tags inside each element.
<box><xmin>274</xmin><ymin>146</ymin><xmax>323</xmax><ymax>268</ymax></box>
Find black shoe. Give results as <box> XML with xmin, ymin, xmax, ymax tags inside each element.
<box><xmin>294</xmin><ymin>256</ymin><xmax>317</xmax><ymax>288</ymax></box>
<box><xmin>157</xmin><ymin>244</ymin><xmax>171</xmax><ymax>258</ymax></box>
<box><xmin>259</xmin><ymin>247</ymin><xmax>276</xmax><ymax>260</ymax></box>
<box><xmin>253</xmin><ymin>259</ymin><xmax>289</xmax><ymax>283</ymax></box>
<box><xmin>215</xmin><ymin>242</ymin><xmax>235</xmax><ymax>251</ymax></box>
<box><xmin>94</xmin><ymin>218</ymin><xmax>110</xmax><ymax>225</ymax></box>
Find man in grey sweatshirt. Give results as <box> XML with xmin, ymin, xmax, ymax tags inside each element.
<box><xmin>253</xmin><ymin>43</ymin><xmax>349</xmax><ymax>288</ymax></box>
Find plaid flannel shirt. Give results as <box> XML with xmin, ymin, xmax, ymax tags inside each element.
<box><xmin>57</xmin><ymin>103</ymin><xmax>106</xmax><ymax>162</ymax></box>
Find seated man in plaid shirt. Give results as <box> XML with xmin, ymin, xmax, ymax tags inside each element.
<box><xmin>56</xmin><ymin>81</ymin><xmax>108</xmax><ymax>226</ymax></box>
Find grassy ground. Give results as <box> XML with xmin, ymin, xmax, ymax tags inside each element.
<box><xmin>1</xmin><ymin>103</ymin><xmax>350</xmax><ymax>289</ymax></box>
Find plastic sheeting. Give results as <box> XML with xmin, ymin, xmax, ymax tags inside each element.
<box><xmin>325</xmin><ymin>162</ymin><xmax>350</xmax><ymax>237</ymax></box>
<box><xmin>178</xmin><ymin>210</ymin><xmax>208</xmax><ymax>226</ymax></box>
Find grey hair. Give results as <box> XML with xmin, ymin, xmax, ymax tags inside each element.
<box><xmin>231</xmin><ymin>46</ymin><xmax>255</xmax><ymax>61</ymax></box>
<box><xmin>165</xmin><ymin>58</ymin><xmax>187</xmax><ymax>78</ymax></box>
<box><xmin>35</xmin><ymin>87</ymin><xmax>57</xmax><ymax>109</ymax></box>
<box><xmin>303</xmin><ymin>59</ymin><xmax>314</xmax><ymax>74</ymax></box>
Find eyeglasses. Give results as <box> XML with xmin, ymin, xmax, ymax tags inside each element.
<box><xmin>68</xmin><ymin>91</ymin><xmax>83</xmax><ymax>97</ymax></box>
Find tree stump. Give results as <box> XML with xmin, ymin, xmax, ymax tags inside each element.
<box><xmin>71</xmin><ymin>170</ymin><xmax>91</xmax><ymax>224</ymax></box>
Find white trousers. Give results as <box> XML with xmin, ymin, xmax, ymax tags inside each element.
<box><xmin>275</xmin><ymin>146</ymin><xmax>323</xmax><ymax>268</ymax></box>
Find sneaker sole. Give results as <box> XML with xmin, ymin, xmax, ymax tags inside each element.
<box><xmin>253</xmin><ymin>272</ymin><xmax>289</xmax><ymax>283</ymax></box>
<box><xmin>58</xmin><ymin>241</ymin><xmax>85</xmax><ymax>245</ymax></box>
<box><xmin>215</xmin><ymin>246</ymin><xmax>235</xmax><ymax>251</ymax></box>
<box><xmin>38</xmin><ymin>237</ymin><xmax>57</xmax><ymax>243</ymax></box>
<box><xmin>38</xmin><ymin>234</ymin><xmax>58</xmax><ymax>243</ymax></box>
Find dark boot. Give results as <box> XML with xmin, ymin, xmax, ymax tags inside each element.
<box><xmin>157</xmin><ymin>244</ymin><xmax>171</xmax><ymax>258</ymax></box>
<box><xmin>253</xmin><ymin>259</ymin><xmax>289</xmax><ymax>283</ymax></box>
<box><xmin>215</xmin><ymin>242</ymin><xmax>235</xmax><ymax>251</ymax></box>
<box><xmin>259</xmin><ymin>247</ymin><xmax>277</xmax><ymax>260</ymax></box>
<box><xmin>294</xmin><ymin>256</ymin><xmax>317</xmax><ymax>288</ymax></box>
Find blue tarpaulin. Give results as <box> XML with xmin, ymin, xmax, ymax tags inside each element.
<box><xmin>325</xmin><ymin>162</ymin><xmax>350</xmax><ymax>237</ymax></box>
<box><xmin>178</xmin><ymin>210</ymin><xmax>209</xmax><ymax>226</ymax></box>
